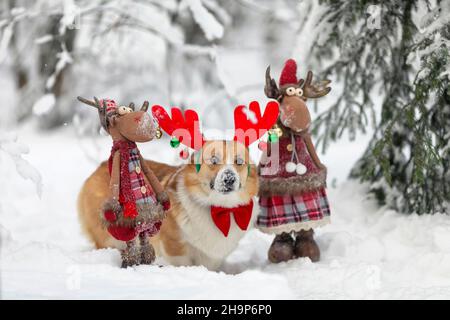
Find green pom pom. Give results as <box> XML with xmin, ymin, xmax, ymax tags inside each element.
<box><xmin>170</xmin><ymin>137</ymin><xmax>180</xmax><ymax>148</ymax></box>
<box><xmin>268</xmin><ymin>133</ymin><xmax>279</xmax><ymax>143</ymax></box>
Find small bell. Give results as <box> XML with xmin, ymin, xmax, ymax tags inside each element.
<box><xmin>272</xmin><ymin>124</ymin><xmax>283</xmax><ymax>138</ymax></box>
<box><xmin>170</xmin><ymin>137</ymin><xmax>180</xmax><ymax>148</ymax></box>
<box><xmin>285</xmin><ymin>162</ymin><xmax>296</xmax><ymax>173</ymax></box>
<box><xmin>296</xmin><ymin>163</ymin><xmax>307</xmax><ymax>175</ymax></box>
<box><xmin>155</xmin><ymin>126</ymin><xmax>163</xmax><ymax>139</ymax></box>
<box><xmin>179</xmin><ymin>148</ymin><xmax>189</xmax><ymax>160</ymax></box>
<box><xmin>268</xmin><ymin>124</ymin><xmax>282</xmax><ymax>144</ymax></box>
<box><xmin>258</xmin><ymin>141</ymin><xmax>268</xmax><ymax>151</ymax></box>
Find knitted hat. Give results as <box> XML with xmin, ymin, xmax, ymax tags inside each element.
<box><xmin>99</xmin><ymin>99</ymin><xmax>118</xmax><ymax>117</ymax></box>
<box><xmin>279</xmin><ymin>59</ymin><xmax>298</xmax><ymax>86</ymax></box>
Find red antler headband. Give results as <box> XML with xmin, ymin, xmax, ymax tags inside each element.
<box><xmin>151</xmin><ymin>101</ymin><xmax>279</xmax><ymax>150</ymax></box>
<box><xmin>234</xmin><ymin>101</ymin><xmax>279</xmax><ymax>146</ymax></box>
<box><xmin>151</xmin><ymin>106</ymin><xmax>205</xmax><ymax>150</ymax></box>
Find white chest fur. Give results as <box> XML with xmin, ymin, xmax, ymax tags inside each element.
<box><xmin>176</xmin><ymin>179</ymin><xmax>257</xmax><ymax>261</ymax></box>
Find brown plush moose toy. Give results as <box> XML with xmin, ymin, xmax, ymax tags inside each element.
<box><xmin>77</xmin><ymin>96</ymin><xmax>170</xmax><ymax>268</ymax></box>
<box><xmin>257</xmin><ymin>59</ymin><xmax>331</xmax><ymax>263</ymax></box>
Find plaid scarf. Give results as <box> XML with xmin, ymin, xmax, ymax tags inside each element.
<box><xmin>108</xmin><ymin>140</ymin><xmax>139</xmax><ymax>219</ymax></box>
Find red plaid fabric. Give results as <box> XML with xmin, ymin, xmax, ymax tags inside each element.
<box><xmin>257</xmin><ymin>188</ymin><xmax>330</xmax><ymax>229</ymax></box>
<box><xmin>128</xmin><ymin>148</ymin><xmax>156</xmax><ymax>204</ymax></box>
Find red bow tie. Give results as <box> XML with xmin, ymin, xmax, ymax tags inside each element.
<box><xmin>210</xmin><ymin>200</ymin><xmax>254</xmax><ymax>237</ymax></box>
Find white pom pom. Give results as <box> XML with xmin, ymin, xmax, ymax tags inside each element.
<box><xmin>296</xmin><ymin>163</ymin><xmax>307</xmax><ymax>175</ymax></box>
<box><xmin>285</xmin><ymin>162</ymin><xmax>296</xmax><ymax>173</ymax></box>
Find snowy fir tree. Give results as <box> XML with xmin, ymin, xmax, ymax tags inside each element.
<box><xmin>310</xmin><ymin>0</ymin><xmax>450</xmax><ymax>214</ymax></box>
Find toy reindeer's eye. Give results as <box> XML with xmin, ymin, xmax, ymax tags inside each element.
<box><xmin>295</xmin><ymin>88</ymin><xmax>304</xmax><ymax>97</ymax></box>
<box><xmin>286</xmin><ymin>87</ymin><xmax>296</xmax><ymax>96</ymax></box>
<box><xmin>117</xmin><ymin>106</ymin><xmax>131</xmax><ymax>115</ymax></box>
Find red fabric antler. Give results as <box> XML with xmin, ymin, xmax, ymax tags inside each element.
<box><xmin>233</xmin><ymin>101</ymin><xmax>279</xmax><ymax>146</ymax></box>
<box><xmin>151</xmin><ymin>105</ymin><xmax>204</xmax><ymax>150</ymax></box>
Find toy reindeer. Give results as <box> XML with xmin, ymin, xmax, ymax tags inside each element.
<box><xmin>257</xmin><ymin>59</ymin><xmax>331</xmax><ymax>263</ymax></box>
<box><xmin>77</xmin><ymin>96</ymin><xmax>170</xmax><ymax>268</ymax></box>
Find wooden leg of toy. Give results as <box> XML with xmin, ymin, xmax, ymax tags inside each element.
<box><xmin>139</xmin><ymin>232</ymin><xmax>156</xmax><ymax>265</ymax></box>
<box><xmin>268</xmin><ymin>232</ymin><xmax>295</xmax><ymax>263</ymax></box>
<box><xmin>294</xmin><ymin>229</ymin><xmax>320</xmax><ymax>262</ymax></box>
<box><xmin>121</xmin><ymin>239</ymin><xmax>140</xmax><ymax>268</ymax></box>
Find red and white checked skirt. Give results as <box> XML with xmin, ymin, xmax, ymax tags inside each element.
<box><xmin>257</xmin><ymin>188</ymin><xmax>330</xmax><ymax>234</ymax></box>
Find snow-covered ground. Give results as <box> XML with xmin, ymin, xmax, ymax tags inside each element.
<box><xmin>1</xmin><ymin>123</ymin><xmax>450</xmax><ymax>300</ymax></box>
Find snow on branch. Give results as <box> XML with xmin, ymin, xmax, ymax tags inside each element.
<box><xmin>184</xmin><ymin>0</ymin><xmax>224</xmax><ymax>41</ymax></box>
<box><xmin>0</xmin><ymin>133</ymin><xmax>43</xmax><ymax>197</ymax></box>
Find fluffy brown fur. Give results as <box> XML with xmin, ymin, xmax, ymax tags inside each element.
<box><xmin>258</xmin><ymin>168</ymin><xmax>327</xmax><ymax>197</ymax></box>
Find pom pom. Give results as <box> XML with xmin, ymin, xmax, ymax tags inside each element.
<box><xmin>279</xmin><ymin>59</ymin><xmax>298</xmax><ymax>86</ymax></box>
<box><xmin>104</xmin><ymin>210</ymin><xmax>117</xmax><ymax>222</ymax></box>
<box><xmin>296</xmin><ymin>163</ymin><xmax>307</xmax><ymax>175</ymax></box>
<box><xmin>285</xmin><ymin>161</ymin><xmax>296</xmax><ymax>173</ymax></box>
<box><xmin>162</xmin><ymin>200</ymin><xmax>171</xmax><ymax>211</ymax></box>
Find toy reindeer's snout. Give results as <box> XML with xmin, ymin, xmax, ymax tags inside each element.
<box><xmin>115</xmin><ymin>110</ymin><xmax>157</xmax><ymax>142</ymax></box>
<box><xmin>279</xmin><ymin>95</ymin><xmax>311</xmax><ymax>133</ymax></box>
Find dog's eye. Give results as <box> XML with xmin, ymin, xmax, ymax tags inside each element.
<box><xmin>236</xmin><ymin>157</ymin><xmax>244</xmax><ymax>166</ymax></box>
<box><xmin>208</xmin><ymin>156</ymin><xmax>220</xmax><ymax>165</ymax></box>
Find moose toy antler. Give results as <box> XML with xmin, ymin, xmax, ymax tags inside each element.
<box><xmin>151</xmin><ymin>101</ymin><xmax>279</xmax><ymax>151</ymax></box>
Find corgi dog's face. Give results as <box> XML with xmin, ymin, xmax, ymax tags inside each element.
<box><xmin>183</xmin><ymin>140</ymin><xmax>258</xmax><ymax>208</ymax></box>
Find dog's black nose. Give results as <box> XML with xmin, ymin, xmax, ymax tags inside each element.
<box><xmin>222</xmin><ymin>169</ymin><xmax>236</xmax><ymax>192</ymax></box>
<box><xmin>223</xmin><ymin>170</ymin><xmax>236</xmax><ymax>185</ymax></box>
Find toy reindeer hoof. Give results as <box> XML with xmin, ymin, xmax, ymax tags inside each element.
<box><xmin>294</xmin><ymin>229</ymin><xmax>320</xmax><ymax>262</ymax></box>
<box><xmin>268</xmin><ymin>233</ymin><xmax>295</xmax><ymax>263</ymax></box>
<box><xmin>121</xmin><ymin>240</ymin><xmax>141</xmax><ymax>268</ymax></box>
<box><xmin>139</xmin><ymin>233</ymin><xmax>156</xmax><ymax>265</ymax></box>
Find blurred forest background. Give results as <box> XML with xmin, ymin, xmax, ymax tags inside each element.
<box><xmin>0</xmin><ymin>0</ymin><xmax>449</xmax><ymax>215</ymax></box>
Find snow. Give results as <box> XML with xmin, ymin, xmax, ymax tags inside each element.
<box><xmin>2</xmin><ymin>125</ymin><xmax>450</xmax><ymax>299</ymax></box>
<box><xmin>32</xmin><ymin>94</ymin><xmax>56</xmax><ymax>116</ymax></box>
<box><xmin>185</xmin><ymin>0</ymin><xmax>224</xmax><ymax>41</ymax></box>
<box><xmin>241</xmin><ymin>107</ymin><xmax>257</xmax><ymax>124</ymax></box>
<box><xmin>0</xmin><ymin>132</ymin><xmax>42</xmax><ymax>196</ymax></box>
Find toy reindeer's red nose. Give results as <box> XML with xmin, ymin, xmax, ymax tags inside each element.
<box><xmin>134</xmin><ymin>114</ymin><xmax>142</xmax><ymax>123</ymax></box>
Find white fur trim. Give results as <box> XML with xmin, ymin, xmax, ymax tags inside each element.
<box><xmin>257</xmin><ymin>216</ymin><xmax>331</xmax><ymax>234</ymax></box>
